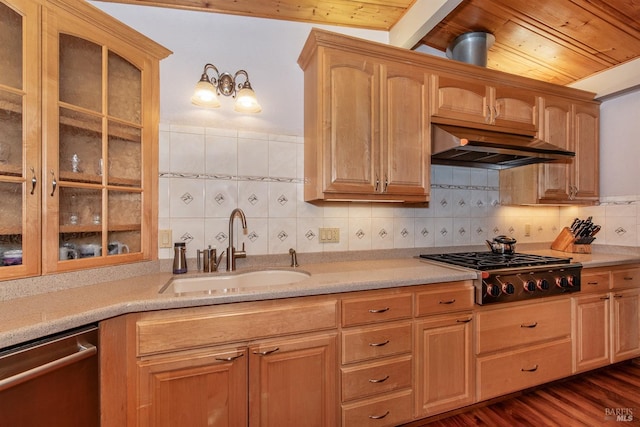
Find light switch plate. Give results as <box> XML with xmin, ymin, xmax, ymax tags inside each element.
<box><xmin>319</xmin><ymin>228</ymin><xmax>340</xmax><ymax>243</ymax></box>
<box><xmin>159</xmin><ymin>229</ymin><xmax>172</xmax><ymax>248</ymax></box>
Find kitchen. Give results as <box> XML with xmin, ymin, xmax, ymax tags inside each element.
<box><xmin>1</xmin><ymin>0</ymin><xmax>640</xmax><ymax>425</ymax></box>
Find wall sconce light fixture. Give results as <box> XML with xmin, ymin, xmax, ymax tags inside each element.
<box><xmin>191</xmin><ymin>63</ymin><xmax>262</xmax><ymax>113</ymax></box>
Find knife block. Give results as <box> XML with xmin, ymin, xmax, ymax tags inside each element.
<box><xmin>551</xmin><ymin>227</ymin><xmax>592</xmax><ymax>254</ymax></box>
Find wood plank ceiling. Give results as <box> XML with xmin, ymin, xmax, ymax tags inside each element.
<box><xmin>99</xmin><ymin>0</ymin><xmax>640</xmax><ymax>87</ymax></box>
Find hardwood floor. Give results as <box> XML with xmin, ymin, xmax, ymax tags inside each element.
<box><xmin>404</xmin><ymin>360</ymin><xmax>640</xmax><ymax>426</ymax></box>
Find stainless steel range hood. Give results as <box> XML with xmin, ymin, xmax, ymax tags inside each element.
<box><xmin>431</xmin><ymin>123</ymin><xmax>575</xmax><ymax>170</ymax></box>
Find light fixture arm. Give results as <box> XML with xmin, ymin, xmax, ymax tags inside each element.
<box><xmin>192</xmin><ymin>63</ymin><xmax>261</xmax><ymax>113</ymax></box>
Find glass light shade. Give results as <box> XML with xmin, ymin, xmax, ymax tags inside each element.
<box><xmin>191</xmin><ymin>80</ymin><xmax>220</xmax><ymax>108</ymax></box>
<box><xmin>234</xmin><ymin>87</ymin><xmax>262</xmax><ymax>113</ymax></box>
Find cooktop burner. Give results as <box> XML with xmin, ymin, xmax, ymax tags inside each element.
<box><xmin>419</xmin><ymin>252</ymin><xmax>573</xmax><ymax>271</ymax></box>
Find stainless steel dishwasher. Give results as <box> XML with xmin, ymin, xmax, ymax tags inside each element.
<box><xmin>0</xmin><ymin>325</ymin><xmax>99</xmax><ymax>426</ymax></box>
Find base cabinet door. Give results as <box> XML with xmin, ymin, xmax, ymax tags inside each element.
<box><xmin>414</xmin><ymin>313</ymin><xmax>474</xmax><ymax>417</ymax></box>
<box><xmin>572</xmin><ymin>293</ymin><xmax>610</xmax><ymax>373</ymax></box>
<box><xmin>137</xmin><ymin>348</ymin><xmax>248</xmax><ymax>427</ymax></box>
<box><xmin>612</xmin><ymin>289</ymin><xmax>640</xmax><ymax>362</ymax></box>
<box><xmin>249</xmin><ymin>333</ymin><xmax>337</xmax><ymax>427</ymax></box>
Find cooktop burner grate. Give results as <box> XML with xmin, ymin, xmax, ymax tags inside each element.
<box><xmin>419</xmin><ymin>252</ymin><xmax>573</xmax><ymax>271</ymax></box>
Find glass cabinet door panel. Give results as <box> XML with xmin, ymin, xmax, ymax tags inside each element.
<box><xmin>108</xmin><ymin>50</ymin><xmax>141</xmax><ymax>124</ymax></box>
<box><xmin>58</xmin><ymin>186</ymin><xmax>103</xmax><ymax>259</ymax></box>
<box><xmin>108</xmin><ymin>190</ymin><xmax>140</xmax><ymax>254</ymax></box>
<box><xmin>108</xmin><ymin>121</ymin><xmax>141</xmax><ymax>187</ymax></box>
<box><xmin>59</xmin><ymin>107</ymin><xmax>103</xmax><ymax>183</ymax></box>
<box><xmin>0</xmin><ymin>182</ymin><xmax>23</xmax><ymax>260</ymax></box>
<box><xmin>59</xmin><ymin>34</ymin><xmax>102</xmax><ymax>112</ymax></box>
<box><xmin>0</xmin><ymin>2</ymin><xmax>22</xmax><ymax>89</ymax></box>
<box><xmin>0</xmin><ymin>90</ymin><xmax>23</xmax><ymax>176</ymax></box>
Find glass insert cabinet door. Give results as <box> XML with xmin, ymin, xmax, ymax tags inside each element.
<box><xmin>0</xmin><ymin>0</ymin><xmax>40</xmax><ymax>280</ymax></box>
<box><xmin>48</xmin><ymin>33</ymin><xmax>144</xmax><ymax>271</ymax></box>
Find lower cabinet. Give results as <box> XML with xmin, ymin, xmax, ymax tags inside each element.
<box><xmin>414</xmin><ymin>312</ymin><xmax>474</xmax><ymax>417</ymax></box>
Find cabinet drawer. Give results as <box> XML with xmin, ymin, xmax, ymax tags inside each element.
<box><xmin>581</xmin><ymin>269</ymin><xmax>610</xmax><ymax>293</ymax></box>
<box><xmin>137</xmin><ymin>299</ymin><xmax>337</xmax><ymax>355</ymax></box>
<box><xmin>341</xmin><ymin>355</ymin><xmax>412</xmax><ymax>402</ymax></box>
<box><xmin>477</xmin><ymin>338</ymin><xmax>572</xmax><ymax>401</ymax></box>
<box><xmin>476</xmin><ymin>299</ymin><xmax>570</xmax><ymax>354</ymax></box>
<box><xmin>342</xmin><ymin>389</ymin><xmax>413</xmax><ymax>427</ymax></box>
<box><xmin>612</xmin><ymin>267</ymin><xmax>640</xmax><ymax>289</ymax></box>
<box><xmin>415</xmin><ymin>282</ymin><xmax>474</xmax><ymax>317</ymax></box>
<box><xmin>342</xmin><ymin>293</ymin><xmax>412</xmax><ymax>327</ymax></box>
<box><xmin>342</xmin><ymin>322</ymin><xmax>412</xmax><ymax>364</ymax></box>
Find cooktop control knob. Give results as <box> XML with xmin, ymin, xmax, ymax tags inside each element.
<box><xmin>556</xmin><ymin>276</ymin><xmax>570</xmax><ymax>288</ymax></box>
<box><xmin>503</xmin><ymin>282</ymin><xmax>515</xmax><ymax>295</ymax></box>
<box><xmin>487</xmin><ymin>284</ymin><xmax>501</xmax><ymax>297</ymax></box>
<box><xmin>537</xmin><ymin>279</ymin><xmax>550</xmax><ymax>291</ymax></box>
<box><xmin>524</xmin><ymin>280</ymin><xmax>536</xmax><ymax>293</ymax></box>
<box><xmin>567</xmin><ymin>275</ymin><xmax>577</xmax><ymax>287</ymax></box>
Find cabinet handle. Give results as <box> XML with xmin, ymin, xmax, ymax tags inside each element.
<box><xmin>614</xmin><ymin>294</ymin><xmax>623</xmax><ymax>299</ymax></box>
<box><xmin>485</xmin><ymin>105</ymin><xmax>492</xmax><ymax>123</ymax></box>
<box><xmin>587</xmin><ymin>281</ymin><xmax>599</xmax><ymax>285</ymax></box>
<box><xmin>30</xmin><ymin>167</ymin><xmax>37</xmax><ymax>195</ymax></box>
<box><xmin>368</xmin><ymin>307</ymin><xmax>390</xmax><ymax>313</ymax></box>
<box><xmin>253</xmin><ymin>347</ymin><xmax>279</xmax><ymax>356</ymax></box>
<box><xmin>600</xmin><ymin>296</ymin><xmax>610</xmax><ymax>300</ymax></box>
<box><xmin>521</xmin><ymin>365</ymin><xmax>539</xmax><ymax>372</ymax></box>
<box><xmin>368</xmin><ymin>411</ymin><xmax>390</xmax><ymax>420</ymax></box>
<box><xmin>215</xmin><ymin>353</ymin><xmax>245</xmax><ymax>362</ymax></box>
<box><xmin>493</xmin><ymin>106</ymin><xmax>499</xmax><ymax>120</ymax></box>
<box><xmin>374</xmin><ymin>175</ymin><xmax>380</xmax><ymax>192</ymax></box>
<box><xmin>520</xmin><ymin>322</ymin><xmax>538</xmax><ymax>328</ymax></box>
<box><xmin>383</xmin><ymin>175</ymin><xmax>388</xmax><ymax>193</ymax></box>
<box><xmin>368</xmin><ymin>375</ymin><xmax>389</xmax><ymax>384</ymax></box>
<box><xmin>369</xmin><ymin>340</ymin><xmax>390</xmax><ymax>347</ymax></box>
<box><xmin>439</xmin><ymin>299</ymin><xmax>456</xmax><ymax>304</ymax></box>
<box><xmin>456</xmin><ymin>317</ymin><xmax>472</xmax><ymax>323</ymax></box>
<box><xmin>623</xmin><ymin>277</ymin><xmax>634</xmax><ymax>281</ymax></box>
<box><xmin>49</xmin><ymin>170</ymin><xmax>57</xmax><ymax>197</ymax></box>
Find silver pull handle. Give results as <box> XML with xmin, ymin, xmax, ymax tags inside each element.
<box><xmin>521</xmin><ymin>365</ymin><xmax>539</xmax><ymax>372</ymax></box>
<box><xmin>49</xmin><ymin>170</ymin><xmax>57</xmax><ymax>197</ymax></box>
<box><xmin>439</xmin><ymin>299</ymin><xmax>456</xmax><ymax>305</ymax></box>
<box><xmin>253</xmin><ymin>347</ymin><xmax>279</xmax><ymax>356</ymax></box>
<box><xmin>368</xmin><ymin>375</ymin><xmax>389</xmax><ymax>384</ymax></box>
<box><xmin>30</xmin><ymin>167</ymin><xmax>37</xmax><ymax>195</ymax></box>
<box><xmin>368</xmin><ymin>307</ymin><xmax>389</xmax><ymax>313</ymax></box>
<box><xmin>383</xmin><ymin>175</ymin><xmax>388</xmax><ymax>192</ymax></box>
<box><xmin>369</xmin><ymin>340</ymin><xmax>390</xmax><ymax>347</ymax></box>
<box><xmin>374</xmin><ymin>175</ymin><xmax>380</xmax><ymax>192</ymax></box>
<box><xmin>215</xmin><ymin>353</ymin><xmax>245</xmax><ymax>362</ymax></box>
<box><xmin>369</xmin><ymin>411</ymin><xmax>390</xmax><ymax>420</ymax></box>
<box><xmin>0</xmin><ymin>343</ymin><xmax>96</xmax><ymax>392</ymax></box>
<box><xmin>521</xmin><ymin>322</ymin><xmax>538</xmax><ymax>328</ymax></box>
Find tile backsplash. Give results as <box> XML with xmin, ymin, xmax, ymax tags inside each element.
<box><xmin>158</xmin><ymin>124</ymin><xmax>640</xmax><ymax>260</ymax></box>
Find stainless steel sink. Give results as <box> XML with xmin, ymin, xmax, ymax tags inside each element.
<box><xmin>163</xmin><ymin>269</ymin><xmax>311</xmax><ymax>294</ymax></box>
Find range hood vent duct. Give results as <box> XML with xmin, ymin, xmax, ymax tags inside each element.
<box><xmin>446</xmin><ymin>32</ymin><xmax>495</xmax><ymax>67</ymax></box>
<box><xmin>431</xmin><ymin>123</ymin><xmax>575</xmax><ymax>170</ymax></box>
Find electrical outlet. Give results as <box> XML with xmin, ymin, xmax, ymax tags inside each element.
<box><xmin>319</xmin><ymin>228</ymin><xmax>340</xmax><ymax>243</ymax></box>
<box><xmin>524</xmin><ymin>223</ymin><xmax>531</xmax><ymax>237</ymax></box>
<box><xmin>159</xmin><ymin>229</ymin><xmax>173</xmax><ymax>248</ymax></box>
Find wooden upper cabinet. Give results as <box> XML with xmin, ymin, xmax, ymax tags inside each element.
<box><xmin>500</xmin><ymin>96</ymin><xmax>600</xmax><ymax>205</ymax></box>
<box><xmin>299</xmin><ymin>33</ymin><xmax>429</xmax><ymax>202</ymax></box>
<box><xmin>432</xmin><ymin>74</ymin><xmax>537</xmax><ymax>132</ymax></box>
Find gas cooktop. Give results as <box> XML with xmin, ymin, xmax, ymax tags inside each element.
<box><xmin>419</xmin><ymin>252</ymin><xmax>573</xmax><ymax>271</ymax></box>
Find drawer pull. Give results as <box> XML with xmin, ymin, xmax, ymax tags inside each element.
<box><xmin>624</xmin><ymin>276</ymin><xmax>634</xmax><ymax>280</ymax></box>
<box><xmin>368</xmin><ymin>307</ymin><xmax>390</xmax><ymax>313</ymax></box>
<box><xmin>253</xmin><ymin>347</ymin><xmax>280</xmax><ymax>356</ymax></box>
<box><xmin>439</xmin><ymin>299</ymin><xmax>456</xmax><ymax>305</ymax></box>
<box><xmin>614</xmin><ymin>294</ymin><xmax>624</xmax><ymax>299</ymax></box>
<box><xmin>600</xmin><ymin>296</ymin><xmax>610</xmax><ymax>300</ymax></box>
<box><xmin>369</xmin><ymin>340</ymin><xmax>390</xmax><ymax>347</ymax></box>
<box><xmin>521</xmin><ymin>365</ymin><xmax>539</xmax><ymax>372</ymax></box>
<box><xmin>215</xmin><ymin>353</ymin><xmax>245</xmax><ymax>362</ymax></box>
<box><xmin>587</xmin><ymin>281</ymin><xmax>599</xmax><ymax>285</ymax></box>
<box><xmin>368</xmin><ymin>375</ymin><xmax>390</xmax><ymax>384</ymax></box>
<box><xmin>520</xmin><ymin>322</ymin><xmax>538</xmax><ymax>328</ymax></box>
<box><xmin>456</xmin><ymin>317</ymin><xmax>472</xmax><ymax>323</ymax></box>
<box><xmin>368</xmin><ymin>411</ymin><xmax>390</xmax><ymax>420</ymax></box>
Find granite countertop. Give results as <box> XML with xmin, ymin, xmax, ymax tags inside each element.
<box><xmin>1</xmin><ymin>249</ymin><xmax>639</xmax><ymax>349</ymax></box>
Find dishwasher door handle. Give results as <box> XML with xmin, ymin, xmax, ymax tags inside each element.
<box><xmin>0</xmin><ymin>343</ymin><xmax>97</xmax><ymax>392</ymax></box>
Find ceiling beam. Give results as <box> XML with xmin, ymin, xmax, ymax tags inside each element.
<box><xmin>388</xmin><ymin>0</ymin><xmax>462</xmax><ymax>49</ymax></box>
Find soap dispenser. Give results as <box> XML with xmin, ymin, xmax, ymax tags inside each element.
<box><xmin>173</xmin><ymin>242</ymin><xmax>187</xmax><ymax>274</ymax></box>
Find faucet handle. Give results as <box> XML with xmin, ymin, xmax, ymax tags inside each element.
<box><xmin>235</xmin><ymin>242</ymin><xmax>247</xmax><ymax>259</ymax></box>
